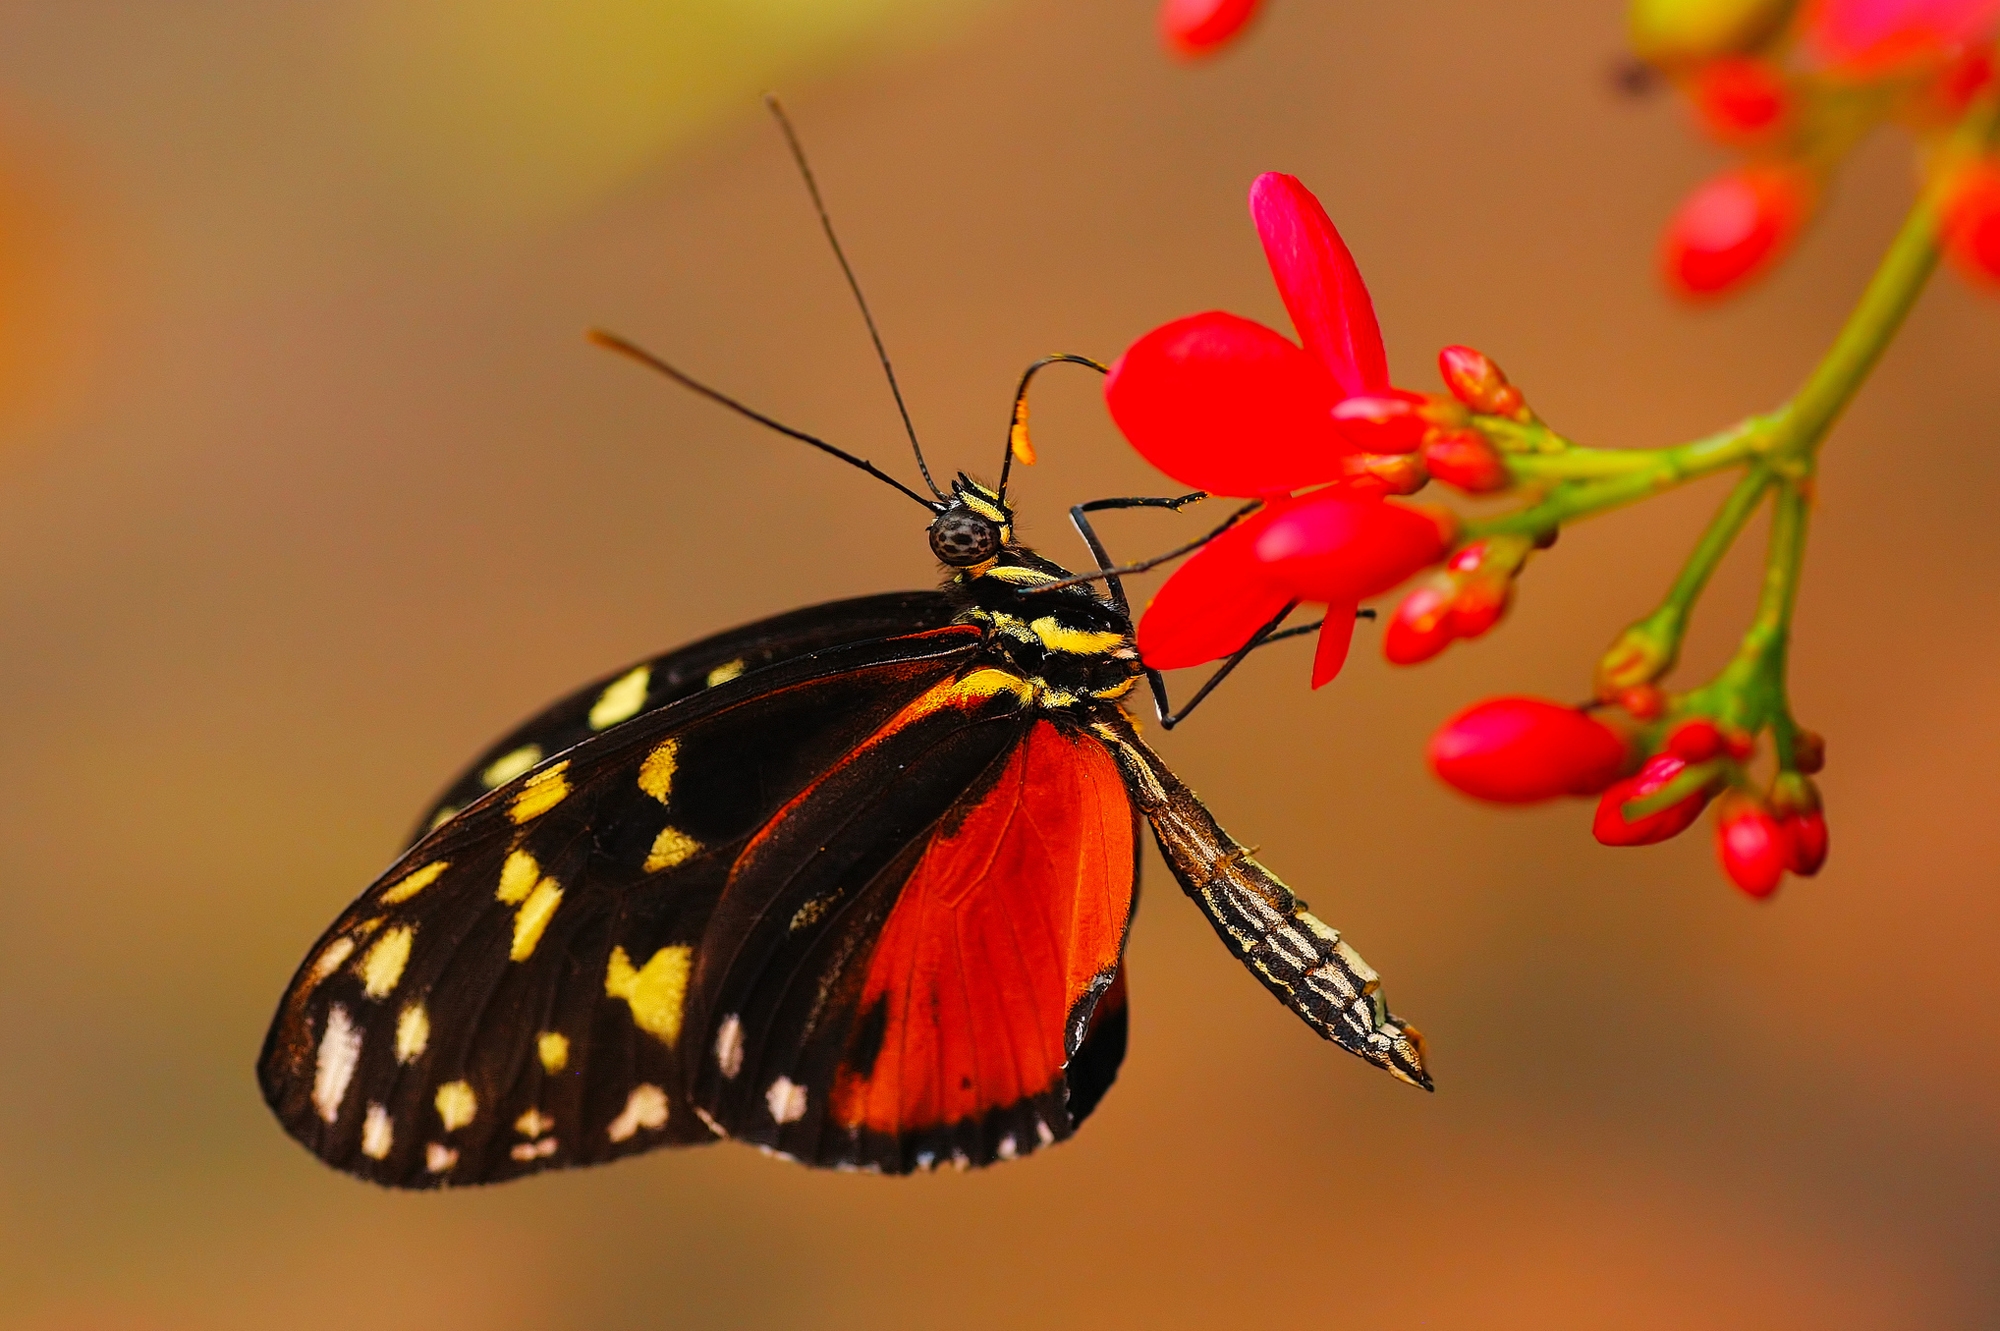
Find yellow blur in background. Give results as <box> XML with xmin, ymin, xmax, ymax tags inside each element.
<box><xmin>0</xmin><ymin>2</ymin><xmax>1995</xmax><ymax>1328</ymax></box>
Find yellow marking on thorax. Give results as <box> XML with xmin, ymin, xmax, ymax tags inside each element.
<box><xmin>981</xmin><ymin>565</ymin><xmax>1060</xmax><ymax>587</ymax></box>
<box><xmin>360</xmin><ymin>926</ymin><xmax>414</xmax><ymax>999</ymax></box>
<box><xmin>1029</xmin><ymin>616</ymin><xmax>1129</xmax><ymax>655</ymax></box>
<box><xmin>481</xmin><ymin>745</ymin><xmax>542</xmax><ymax>789</ymax></box>
<box><xmin>644</xmin><ymin>825</ymin><xmax>702</xmax><ymax>873</ymax></box>
<box><xmin>434</xmin><ymin>1080</ymin><xmax>478</xmax><ymax>1132</ymax></box>
<box><xmin>959</xmin><ymin>490</ymin><xmax>1008</xmax><ymax>523</ymax></box>
<box><xmin>381</xmin><ymin>860</ymin><xmax>448</xmax><ymax>905</ymax></box>
<box><xmin>496</xmin><ymin>849</ymin><xmax>541</xmax><ymax>904</ymax></box>
<box><xmin>706</xmin><ymin>659</ymin><xmax>746</xmax><ymax>687</ymax></box>
<box><xmin>396</xmin><ymin>1003</ymin><xmax>430</xmax><ymax>1063</ymax></box>
<box><xmin>588</xmin><ymin>665</ymin><xmax>651</xmax><ymax>730</ymax></box>
<box><xmin>605</xmin><ymin>944</ymin><xmax>692</xmax><ymax>1045</ymax></box>
<box><xmin>638</xmin><ymin>739</ymin><xmax>679</xmax><ymax>803</ymax></box>
<box><xmin>509</xmin><ymin>878</ymin><xmax>564</xmax><ymax>961</ymax></box>
<box><xmin>508</xmin><ymin>762</ymin><xmax>571</xmax><ymax>823</ymax></box>
<box><xmin>537</xmin><ymin>1031</ymin><xmax>569</xmax><ymax>1074</ymax></box>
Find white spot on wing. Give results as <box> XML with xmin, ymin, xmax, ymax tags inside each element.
<box><xmin>309</xmin><ymin>937</ymin><xmax>355</xmax><ymax>985</ymax></box>
<box><xmin>361</xmin><ymin>1103</ymin><xmax>394</xmax><ymax>1159</ymax></box>
<box><xmin>607</xmin><ymin>1084</ymin><xmax>669</xmax><ymax>1142</ymax></box>
<box><xmin>311</xmin><ymin>1004</ymin><xmax>363</xmax><ymax>1124</ymax></box>
<box><xmin>1035</xmin><ymin>1118</ymin><xmax>1055</xmax><ymax>1147</ymax></box>
<box><xmin>997</xmin><ymin>1135</ymin><xmax>1018</xmax><ymax>1160</ymax></box>
<box><xmin>510</xmin><ymin>1136</ymin><xmax>558</xmax><ymax>1161</ymax></box>
<box><xmin>480</xmin><ymin>744</ymin><xmax>542</xmax><ymax>789</ymax></box>
<box><xmin>425</xmin><ymin>1142</ymin><xmax>458</xmax><ymax>1174</ymax></box>
<box><xmin>715</xmin><ymin>1015</ymin><xmax>744</xmax><ymax>1080</ymax></box>
<box><xmin>588</xmin><ymin>664</ymin><xmax>651</xmax><ymax>730</ymax></box>
<box><xmin>766</xmin><ymin>1076</ymin><xmax>807</xmax><ymax>1125</ymax></box>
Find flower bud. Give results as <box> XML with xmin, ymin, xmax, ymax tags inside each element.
<box><xmin>1160</xmin><ymin>0</ymin><xmax>1264</xmax><ymax>57</ymax></box>
<box><xmin>1619</xmin><ymin>683</ymin><xmax>1667</xmax><ymax>722</ymax></box>
<box><xmin>1384</xmin><ymin>581</ymin><xmax>1455</xmax><ymax>664</ymax></box>
<box><xmin>1341</xmin><ymin>450</ymin><xmax>1430</xmax><ymax>495</ymax></box>
<box><xmin>1666</xmin><ymin>717</ymin><xmax>1725</xmax><ymax>761</ymax></box>
<box><xmin>1662</xmin><ymin>164</ymin><xmax>1817</xmax><ymax>297</ymax></box>
<box><xmin>1436</xmin><ymin>346</ymin><xmax>1525</xmax><ymax>417</ymax></box>
<box><xmin>1430</xmin><ymin>697</ymin><xmax>1633</xmax><ymax>804</ymax></box>
<box><xmin>1715</xmin><ymin>791</ymin><xmax>1787</xmax><ymax>897</ymax></box>
<box><xmin>1422</xmin><ymin>427</ymin><xmax>1511</xmax><ymax>493</ymax></box>
<box><xmin>1254</xmin><ymin>492</ymin><xmax>1456</xmax><ymax>604</ymax></box>
<box><xmin>1944</xmin><ymin>159</ymin><xmax>2000</xmax><ymax>287</ymax></box>
<box><xmin>1596</xmin><ymin>611</ymin><xmax>1680</xmax><ymax>698</ymax></box>
<box><xmin>1692</xmin><ymin>57</ymin><xmax>1791</xmax><ymax>140</ymax></box>
<box><xmin>1629</xmin><ymin>0</ymin><xmax>1798</xmax><ymax>66</ymax></box>
<box><xmin>1780</xmin><ymin>808</ymin><xmax>1829</xmax><ymax>875</ymax></box>
<box><xmin>1791</xmin><ymin>727</ymin><xmax>1825</xmax><ymax>773</ymax></box>
<box><xmin>1449</xmin><ymin>574</ymin><xmax>1512</xmax><ymax>639</ymax></box>
<box><xmin>1593</xmin><ymin>752</ymin><xmax>1715</xmax><ymax>844</ymax></box>
<box><xmin>1330</xmin><ymin>392</ymin><xmax>1432</xmax><ymax>453</ymax></box>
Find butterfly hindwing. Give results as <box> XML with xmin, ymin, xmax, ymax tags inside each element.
<box><xmin>407</xmin><ymin>591</ymin><xmax>957</xmax><ymax>845</ymax></box>
<box><xmin>683</xmin><ymin>710</ymin><xmax>1139</xmax><ymax>1173</ymax></box>
<box><xmin>258</xmin><ymin>624</ymin><xmax>984</xmax><ymax>1187</ymax></box>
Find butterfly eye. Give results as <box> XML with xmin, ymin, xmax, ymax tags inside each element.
<box><xmin>928</xmin><ymin>511</ymin><xmax>1001</xmax><ymax>566</ymax></box>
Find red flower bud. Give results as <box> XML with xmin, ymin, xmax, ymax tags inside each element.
<box><xmin>1436</xmin><ymin>345</ymin><xmax>1523</xmax><ymax>416</ymax></box>
<box><xmin>1160</xmin><ymin>0</ymin><xmax>1264</xmax><ymax>57</ymax></box>
<box><xmin>1448</xmin><ymin>575</ymin><xmax>1512</xmax><ymax>639</ymax></box>
<box><xmin>1944</xmin><ymin>159</ymin><xmax>2000</xmax><ymax>287</ymax></box>
<box><xmin>1666</xmin><ymin>717</ymin><xmax>1724</xmax><ymax>761</ymax></box>
<box><xmin>1254</xmin><ymin>492</ymin><xmax>1455</xmax><ymax>604</ymax></box>
<box><xmin>1722</xmin><ymin>728</ymin><xmax>1756</xmax><ymax>760</ymax></box>
<box><xmin>1422</xmin><ymin>427</ymin><xmax>1511</xmax><ymax>493</ymax></box>
<box><xmin>1341</xmin><ymin>450</ymin><xmax>1430</xmax><ymax>495</ymax></box>
<box><xmin>1662</xmin><ymin>164</ymin><xmax>1817</xmax><ymax>297</ymax></box>
<box><xmin>1593</xmin><ymin>753</ymin><xmax>1715</xmax><ymax>845</ymax></box>
<box><xmin>1330</xmin><ymin>392</ymin><xmax>1431</xmax><ymax>452</ymax></box>
<box><xmin>1384</xmin><ymin>581</ymin><xmax>1455</xmax><ymax>664</ymax></box>
<box><xmin>1715</xmin><ymin>793</ymin><xmax>1787</xmax><ymax>897</ymax></box>
<box><xmin>1619</xmin><ymin>683</ymin><xmax>1667</xmax><ymax>721</ymax></box>
<box><xmin>1780</xmin><ymin>808</ymin><xmax>1829</xmax><ymax>875</ymax></box>
<box><xmin>1692</xmin><ymin>57</ymin><xmax>1791</xmax><ymax>140</ymax></box>
<box><xmin>1430</xmin><ymin>697</ymin><xmax>1632</xmax><ymax>804</ymax></box>
<box><xmin>1792</xmin><ymin>728</ymin><xmax>1826</xmax><ymax>773</ymax></box>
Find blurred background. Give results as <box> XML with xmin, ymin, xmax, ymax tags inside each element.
<box><xmin>0</xmin><ymin>1</ymin><xmax>1994</xmax><ymax>1327</ymax></box>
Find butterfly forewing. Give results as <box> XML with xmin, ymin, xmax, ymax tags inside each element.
<box><xmin>407</xmin><ymin>592</ymin><xmax>957</xmax><ymax>845</ymax></box>
<box><xmin>259</xmin><ymin>625</ymin><xmax>983</xmax><ymax>1187</ymax></box>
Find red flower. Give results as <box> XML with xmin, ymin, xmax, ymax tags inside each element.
<box><xmin>1715</xmin><ymin>792</ymin><xmax>1788</xmax><ymax>897</ymax></box>
<box><xmin>1428</xmin><ymin>697</ymin><xmax>1632</xmax><ymax>804</ymax></box>
<box><xmin>1109</xmin><ymin>172</ymin><xmax>1445</xmax><ymax>686</ymax></box>
<box><xmin>1592</xmin><ymin>753</ymin><xmax>1718</xmax><ymax>845</ymax></box>
<box><xmin>1806</xmin><ymin>0</ymin><xmax>2000</xmax><ymax>75</ymax></box>
<box><xmin>1160</xmin><ymin>0</ymin><xmax>1266</xmax><ymax>57</ymax></box>
<box><xmin>1662</xmin><ymin>164</ymin><xmax>1818</xmax><ymax>297</ymax></box>
<box><xmin>1692</xmin><ymin>58</ymin><xmax>1792</xmax><ymax>141</ymax></box>
<box><xmin>1944</xmin><ymin>159</ymin><xmax>2000</xmax><ymax>285</ymax></box>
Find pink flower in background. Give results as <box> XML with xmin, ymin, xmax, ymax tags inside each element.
<box><xmin>1806</xmin><ymin>0</ymin><xmax>2000</xmax><ymax>73</ymax></box>
<box><xmin>1160</xmin><ymin>0</ymin><xmax>1266</xmax><ymax>57</ymax></box>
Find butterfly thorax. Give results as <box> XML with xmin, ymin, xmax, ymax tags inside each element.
<box><xmin>945</xmin><ymin>544</ymin><xmax>1142</xmax><ymax>712</ymax></box>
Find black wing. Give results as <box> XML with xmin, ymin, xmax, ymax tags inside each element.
<box><xmin>406</xmin><ymin>591</ymin><xmax>957</xmax><ymax>844</ymax></box>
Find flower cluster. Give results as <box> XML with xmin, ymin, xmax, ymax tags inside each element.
<box><xmin>1635</xmin><ymin>0</ymin><xmax>2000</xmax><ymax>293</ymax></box>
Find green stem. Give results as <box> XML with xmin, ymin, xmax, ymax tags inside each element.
<box><xmin>1466</xmin><ymin>418</ymin><xmax>1767</xmax><ymax>540</ymax></box>
<box><xmin>1663</xmin><ymin>468</ymin><xmax>1775</xmax><ymax>621</ymax></box>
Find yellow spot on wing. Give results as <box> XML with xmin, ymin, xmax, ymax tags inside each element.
<box><xmin>607</xmin><ymin>1084</ymin><xmax>669</xmax><ymax>1142</ymax></box>
<box><xmin>1029</xmin><ymin>616</ymin><xmax>1128</xmax><ymax>655</ymax></box>
<box><xmin>705</xmin><ymin>659</ymin><xmax>746</xmax><ymax>688</ymax></box>
<box><xmin>509</xmin><ymin>878</ymin><xmax>564</xmax><ymax>961</ymax></box>
<box><xmin>360</xmin><ymin>926</ymin><xmax>414</xmax><ymax>999</ymax></box>
<box><xmin>481</xmin><ymin>745</ymin><xmax>542</xmax><ymax>789</ymax></box>
<box><xmin>496</xmin><ymin>849</ymin><xmax>540</xmax><ymax>904</ymax></box>
<box><xmin>434</xmin><ymin>1080</ymin><xmax>478</xmax><ymax>1132</ymax></box>
<box><xmin>588</xmin><ymin>665</ymin><xmax>651</xmax><ymax>730</ymax></box>
<box><xmin>396</xmin><ymin>1003</ymin><xmax>430</xmax><ymax>1063</ymax></box>
<box><xmin>507</xmin><ymin>762</ymin><xmax>571</xmax><ymax>824</ymax></box>
<box><xmin>644</xmin><ymin>825</ymin><xmax>702</xmax><ymax>873</ymax></box>
<box><xmin>604</xmin><ymin>944</ymin><xmax>692</xmax><ymax>1046</ymax></box>
<box><xmin>537</xmin><ymin>1031</ymin><xmax>569</xmax><ymax>1074</ymax></box>
<box><xmin>381</xmin><ymin>860</ymin><xmax>448</xmax><ymax>905</ymax></box>
<box><xmin>637</xmin><ymin>739</ymin><xmax>679</xmax><ymax>803</ymax></box>
<box><xmin>515</xmin><ymin>1108</ymin><xmax>554</xmax><ymax>1137</ymax></box>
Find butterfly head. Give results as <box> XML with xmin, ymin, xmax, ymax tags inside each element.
<box><xmin>928</xmin><ymin>475</ymin><xmax>1014</xmax><ymax>567</ymax></box>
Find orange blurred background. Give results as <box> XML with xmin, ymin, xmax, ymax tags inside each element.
<box><xmin>0</xmin><ymin>2</ymin><xmax>1995</xmax><ymax>1327</ymax></box>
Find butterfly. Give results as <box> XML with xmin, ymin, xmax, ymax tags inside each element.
<box><xmin>256</xmin><ymin>106</ymin><xmax>1430</xmax><ymax>1186</ymax></box>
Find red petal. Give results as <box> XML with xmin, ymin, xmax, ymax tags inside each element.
<box><xmin>1249</xmin><ymin>173</ymin><xmax>1389</xmax><ymax>398</ymax></box>
<box><xmin>1252</xmin><ymin>491</ymin><xmax>1452</xmax><ymax>603</ymax></box>
<box><xmin>1105</xmin><ymin>313</ymin><xmax>1351</xmax><ymax>496</ymax></box>
<box><xmin>1310</xmin><ymin>601</ymin><xmax>1358</xmax><ymax>688</ymax></box>
<box><xmin>1136</xmin><ymin>518</ymin><xmax>1295</xmax><ymax>670</ymax></box>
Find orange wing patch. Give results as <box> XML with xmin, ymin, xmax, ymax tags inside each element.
<box><xmin>829</xmin><ymin>719</ymin><xmax>1135</xmax><ymax>1137</ymax></box>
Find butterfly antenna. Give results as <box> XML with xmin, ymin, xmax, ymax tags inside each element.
<box><xmin>998</xmin><ymin>353</ymin><xmax>1107</xmax><ymax>501</ymax></box>
<box><xmin>588</xmin><ymin>329</ymin><xmax>942</xmax><ymax>513</ymax></box>
<box><xmin>764</xmin><ymin>94</ymin><xmax>945</xmax><ymax>503</ymax></box>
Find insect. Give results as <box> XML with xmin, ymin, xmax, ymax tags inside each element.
<box><xmin>257</xmin><ymin>105</ymin><xmax>1429</xmax><ymax>1186</ymax></box>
